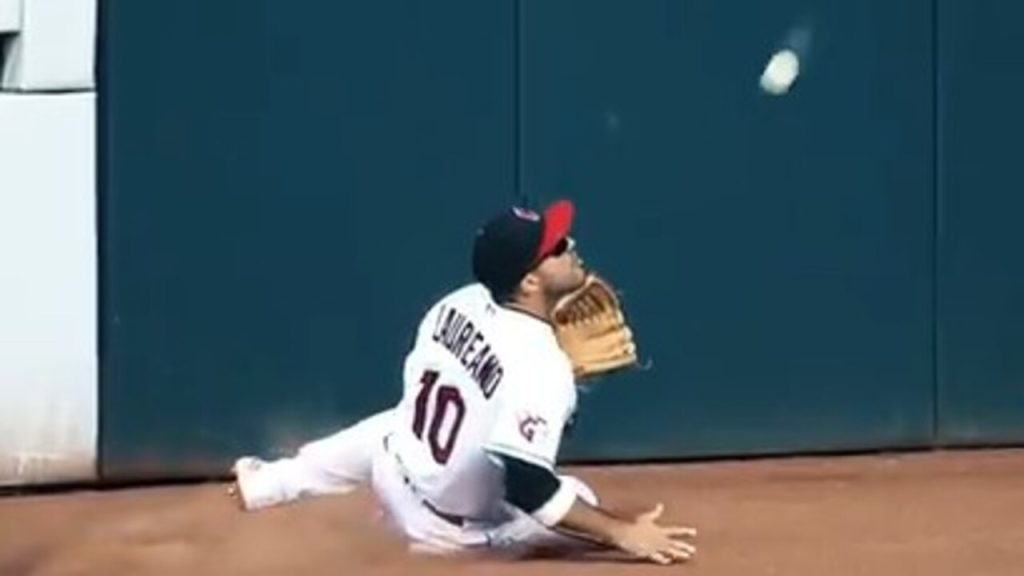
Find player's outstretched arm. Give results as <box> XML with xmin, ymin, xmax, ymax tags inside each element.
<box><xmin>493</xmin><ymin>451</ymin><xmax>697</xmax><ymax>565</ymax></box>
<box><xmin>554</xmin><ymin>498</ymin><xmax>697</xmax><ymax>565</ymax></box>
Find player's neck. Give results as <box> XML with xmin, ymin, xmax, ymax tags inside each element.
<box><xmin>501</xmin><ymin>296</ymin><xmax>554</xmax><ymax>327</ymax></box>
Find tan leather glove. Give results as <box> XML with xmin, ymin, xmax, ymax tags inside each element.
<box><xmin>552</xmin><ymin>273</ymin><xmax>639</xmax><ymax>379</ymax></box>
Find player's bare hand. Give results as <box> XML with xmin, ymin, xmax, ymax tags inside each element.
<box><xmin>612</xmin><ymin>503</ymin><xmax>697</xmax><ymax>565</ymax></box>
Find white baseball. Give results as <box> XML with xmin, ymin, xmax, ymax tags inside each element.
<box><xmin>760</xmin><ymin>49</ymin><xmax>800</xmax><ymax>95</ymax></box>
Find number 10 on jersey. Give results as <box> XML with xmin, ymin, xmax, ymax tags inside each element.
<box><xmin>412</xmin><ymin>369</ymin><xmax>466</xmax><ymax>465</ymax></box>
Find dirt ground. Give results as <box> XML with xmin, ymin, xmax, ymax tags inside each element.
<box><xmin>1</xmin><ymin>448</ymin><xmax>1022</xmax><ymax>576</ymax></box>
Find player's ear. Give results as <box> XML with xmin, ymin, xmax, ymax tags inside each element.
<box><xmin>518</xmin><ymin>271</ymin><xmax>542</xmax><ymax>297</ymax></box>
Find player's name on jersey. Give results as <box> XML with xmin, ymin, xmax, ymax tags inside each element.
<box><xmin>432</xmin><ymin>304</ymin><xmax>504</xmax><ymax>399</ymax></box>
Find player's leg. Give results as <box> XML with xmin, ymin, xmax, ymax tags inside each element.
<box><xmin>232</xmin><ymin>408</ymin><xmax>396</xmax><ymax>511</ymax></box>
<box><xmin>368</xmin><ymin>442</ymin><xmax>491</xmax><ymax>555</ymax></box>
<box><xmin>483</xmin><ymin>474</ymin><xmax>608</xmax><ymax>558</ymax></box>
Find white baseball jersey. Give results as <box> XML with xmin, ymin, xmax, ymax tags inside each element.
<box><xmin>384</xmin><ymin>282</ymin><xmax>578</xmax><ymax>521</ymax></box>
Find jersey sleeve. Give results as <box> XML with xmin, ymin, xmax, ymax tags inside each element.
<box><xmin>483</xmin><ymin>359</ymin><xmax>575</xmax><ymax>470</ymax></box>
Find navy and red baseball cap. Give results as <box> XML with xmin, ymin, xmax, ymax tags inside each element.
<box><xmin>471</xmin><ymin>199</ymin><xmax>575</xmax><ymax>299</ymax></box>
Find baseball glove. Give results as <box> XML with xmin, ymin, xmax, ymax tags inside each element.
<box><xmin>551</xmin><ymin>273</ymin><xmax>639</xmax><ymax>379</ymax></box>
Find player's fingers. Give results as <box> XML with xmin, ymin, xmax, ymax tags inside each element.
<box><xmin>666</xmin><ymin>525</ymin><xmax>698</xmax><ymax>539</ymax></box>
<box><xmin>648</xmin><ymin>551</ymin><xmax>673</xmax><ymax>565</ymax></box>
<box><xmin>663</xmin><ymin>549</ymin><xmax>692</xmax><ymax>563</ymax></box>
<box><xmin>669</xmin><ymin>538</ymin><xmax>697</xmax><ymax>557</ymax></box>
<box><xmin>659</xmin><ymin>544</ymin><xmax>693</xmax><ymax>564</ymax></box>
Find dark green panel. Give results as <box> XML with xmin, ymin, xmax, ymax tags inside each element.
<box><xmin>100</xmin><ymin>1</ymin><xmax>514</xmax><ymax>478</ymax></box>
<box><xmin>937</xmin><ymin>2</ymin><xmax>1024</xmax><ymax>444</ymax></box>
<box><xmin>522</xmin><ymin>1</ymin><xmax>935</xmax><ymax>460</ymax></box>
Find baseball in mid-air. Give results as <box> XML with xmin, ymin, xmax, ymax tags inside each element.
<box><xmin>760</xmin><ymin>48</ymin><xmax>800</xmax><ymax>95</ymax></box>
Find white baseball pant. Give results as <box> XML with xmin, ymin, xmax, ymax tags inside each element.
<box><xmin>234</xmin><ymin>410</ymin><xmax>601</xmax><ymax>558</ymax></box>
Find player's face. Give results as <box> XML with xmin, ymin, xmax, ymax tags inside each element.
<box><xmin>533</xmin><ymin>236</ymin><xmax>586</xmax><ymax>298</ymax></box>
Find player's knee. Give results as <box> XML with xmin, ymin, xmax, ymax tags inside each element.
<box><xmin>558</xmin><ymin>475</ymin><xmax>598</xmax><ymax>507</ymax></box>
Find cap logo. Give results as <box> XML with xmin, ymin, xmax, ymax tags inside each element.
<box><xmin>512</xmin><ymin>206</ymin><xmax>540</xmax><ymax>222</ymax></box>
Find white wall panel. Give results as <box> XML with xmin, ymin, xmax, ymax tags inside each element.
<box><xmin>0</xmin><ymin>92</ymin><xmax>96</xmax><ymax>485</ymax></box>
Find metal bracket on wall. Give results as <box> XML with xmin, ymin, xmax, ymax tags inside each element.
<box><xmin>0</xmin><ymin>0</ymin><xmax>95</xmax><ymax>92</ymax></box>
<box><xmin>0</xmin><ymin>0</ymin><xmax>20</xmax><ymax>89</ymax></box>
<box><xmin>0</xmin><ymin>34</ymin><xmax>14</xmax><ymax>82</ymax></box>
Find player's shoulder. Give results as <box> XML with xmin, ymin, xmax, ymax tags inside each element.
<box><xmin>493</xmin><ymin>346</ymin><xmax>575</xmax><ymax>412</ymax></box>
<box><xmin>493</xmin><ymin>314</ymin><xmax>575</xmax><ymax>392</ymax></box>
<box><xmin>418</xmin><ymin>282</ymin><xmax>494</xmax><ymax>318</ymax></box>
<box><xmin>411</xmin><ymin>282</ymin><xmax>495</xmax><ymax>340</ymax></box>
<box><xmin>440</xmin><ymin>282</ymin><xmax>495</xmax><ymax>307</ymax></box>
<box><xmin>520</xmin><ymin>343</ymin><xmax>574</xmax><ymax>383</ymax></box>
<box><xmin>434</xmin><ymin>282</ymin><xmax>500</xmax><ymax>322</ymax></box>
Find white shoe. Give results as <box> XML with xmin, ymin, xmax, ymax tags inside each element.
<box><xmin>229</xmin><ymin>456</ymin><xmax>282</xmax><ymax>511</ymax></box>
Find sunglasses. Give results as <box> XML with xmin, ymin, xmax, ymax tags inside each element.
<box><xmin>544</xmin><ymin>236</ymin><xmax>575</xmax><ymax>259</ymax></box>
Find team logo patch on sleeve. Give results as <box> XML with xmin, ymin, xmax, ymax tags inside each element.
<box><xmin>517</xmin><ymin>414</ymin><xmax>549</xmax><ymax>443</ymax></box>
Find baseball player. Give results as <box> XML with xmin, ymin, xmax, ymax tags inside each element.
<box><xmin>231</xmin><ymin>200</ymin><xmax>697</xmax><ymax>565</ymax></box>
